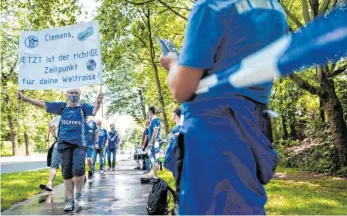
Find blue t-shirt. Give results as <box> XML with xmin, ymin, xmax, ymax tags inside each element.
<box><xmin>97</xmin><ymin>128</ymin><xmax>108</xmax><ymax>148</ymax></box>
<box><xmin>46</xmin><ymin>102</ymin><xmax>94</xmax><ymax>146</ymax></box>
<box><xmin>149</xmin><ymin>116</ymin><xmax>161</xmax><ymax>142</ymax></box>
<box><xmin>142</xmin><ymin>128</ymin><xmax>149</xmax><ymax>146</ymax></box>
<box><xmin>85</xmin><ymin>120</ymin><xmax>97</xmax><ymax>146</ymax></box>
<box><xmin>178</xmin><ymin>0</ymin><xmax>287</xmax><ymax>104</ymax></box>
<box><xmin>171</xmin><ymin>125</ymin><xmax>180</xmax><ymax>134</ymax></box>
<box><xmin>108</xmin><ymin>130</ymin><xmax>118</xmax><ymax>150</ymax></box>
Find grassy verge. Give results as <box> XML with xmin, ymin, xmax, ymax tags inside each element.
<box><xmin>1</xmin><ymin>168</ymin><xmax>63</xmax><ymax>211</ymax></box>
<box><xmin>158</xmin><ymin>167</ymin><xmax>347</xmax><ymax>215</ymax></box>
<box><xmin>1</xmin><ymin>163</ymin><xmax>101</xmax><ymax>212</ymax></box>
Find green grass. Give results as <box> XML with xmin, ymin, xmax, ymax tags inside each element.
<box><xmin>1</xmin><ymin>163</ymin><xmax>101</xmax><ymax>212</ymax></box>
<box><xmin>158</xmin><ymin>167</ymin><xmax>347</xmax><ymax>215</ymax></box>
<box><xmin>0</xmin><ymin>153</ymin><xmax>13</xmax><ymax>157</ymax></box>
<box><xmin>1</xmin><ymin>169</ymin><xmax>64</xmax><ymax>211</ymax></box>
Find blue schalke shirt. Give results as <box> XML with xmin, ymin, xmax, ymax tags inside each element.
<box><xmin>149</xmin><ymin>116</ymin><xmax>162</xmax><ymax>142</ymax></box>
<box><xmin>45</xmin><ymin>102</ymin><xmax>94</xmax><ymax>146</ymax></box>
<box><xmin>85</xmin><ymin>120</ymin><xmax>97</xmax><ymax>146</ymax></box>
<box><xmin>108</xmin><ymin>130</ymin><xmax>119</xmax><ymax>150</ymax></box>
<box><xmin>97</xmin><ymin>128</ymin><xmax>109</xmax><ymax>148</ymax></box>
<box><xmin>142</xmin><ymin>128</ymin><xmax>149</xmax><ymax>145</ymax></box>
<box><xmin>178</xmin><ymin>0</ymin><xmax>288</xmax><ymax>104</ymax></box>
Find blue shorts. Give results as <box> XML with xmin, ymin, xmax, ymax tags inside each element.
<box><xmin>149</xmin><ymin>141</ymin><xmax>162</xmax><ymax>164</ymax></box>
<box><xmin>50</xmin><ymin>143</ymin><xmax>61</xmax><ymax>169</ymax></box>
<box><xmin>58</xmin><ymin>142</ymin><xmax>86</xmax><ymax>180</ymax></box>
<box><xmin>86</xmin><ymin>145</ymin><xmax>95</xmax><ymax>158</ymax></box>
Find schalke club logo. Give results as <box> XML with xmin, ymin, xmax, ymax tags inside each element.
<box><xmin>25</xmin><ymin>36</ymin><xmax>39</xmax><ymax>48</ymax></box>
<box><xmin>87</xmin><ymin>59</ymin><xmax>96</xmax><ymax>71</ymax></box>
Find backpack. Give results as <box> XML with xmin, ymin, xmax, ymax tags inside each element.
<box><xmin>146</xmin><ymin>178</ymin><xmax>176</xmax><ymax>215</ymax></box>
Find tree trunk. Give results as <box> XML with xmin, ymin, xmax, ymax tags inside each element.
<box><xmin>139</xmin><ymin>89</ymin><xmax>147</xmax><ymax>121</ymax></box>
<box><xmin>320</xmin><ymin>74</ymin><xmax>347</xmax><ymax>169</ymax></box>
<box><xmin>281</xmin><ymin>112</ymin><xmax>289</xmax><ymax>139</ymax></box>
<box><xmin>145</xmin><ymin>9</ymin><xmax>169</xmax><ymax>136</ymax></box>
<box><xmin>288</xmin><ymin>110</ymin><xmax>298</xmax><ymax>139</ymax></box>
<box><xmin>11</xmin><ymin>130</ymin><xmax>19</xmax><ymax>156</ymax></box>
<box><xmin>319</xmin><ymin>98</ymin><xmax>325</xmax><ymax>123</ymax></box>
<box><xmin>5</xmin><ymin>94</ymin><xmax>19</xmax><ymax>156</ymax></box>
<box><xmin>24</xmin><ymin>132</ymin><xmax>30</xmax><ymax>156</ymax></box>
<box><xmin>290</xmin><ymin>123</ymin><xmax>298</xmax><ymax>139</ymax></box>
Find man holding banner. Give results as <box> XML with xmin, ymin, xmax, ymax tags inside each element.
<box><xmin>18</xmin><ymin>21</ymin><xmax>104</xmax><ymax>211</ymax></box>
<box><xmin>17</xmin><ymin>89</ymin><xmax>103</xmax><ymax>211</ymax></box>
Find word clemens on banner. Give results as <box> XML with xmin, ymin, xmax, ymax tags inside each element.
<box><xmin>45</xmin><ymin>32</ymin><xmax>72</xmax><ymax>41</ymax></box>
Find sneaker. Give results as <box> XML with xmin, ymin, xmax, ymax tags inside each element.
<box><xmin>63</xmin><ymin>198</ymin><xmax>74</xmax><ymax>212</ymax></box>
<box><xmin>112</xmin><ymin>168</ymin><xmax>115</xmax><ymax>171</ymax></box>
<box><xmin>134</xmin><ymin>166</ymin><xmax>141</xmax><ymax>170</ymax></box>
<box><xmin>100</xmin><ymin>170</ymin><xmax>104</xmax><ymax>174</ymax></box>
<box><xmin>75</xmin><ymin>193</ymin><xmax>85</xmax><ymax>208</ymax></box>
<box><xmin>39</xmin><ymin>184</ymin><xmax>53</xmax><ymax>192</ymax></box>
<box><xmin>88</xmin><ymin>171</ymin><xmax>93</xmax><ymax>180</ymax></box>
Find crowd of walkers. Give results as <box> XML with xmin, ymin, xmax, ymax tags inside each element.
<box><xmin>135</xmin><ymin>107</ymin><xmax>181</xmax><ymax>184</ymax></box>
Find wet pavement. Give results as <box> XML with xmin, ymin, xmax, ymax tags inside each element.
<box><xmin>3</xmin><ymin>159</ymin><xmax>152</xmax><ymax>215</ymax></box>
<box><xmin>1</xmin><ymin>154</ymin><xmax>132</xmax><ymax>174</ymax></box>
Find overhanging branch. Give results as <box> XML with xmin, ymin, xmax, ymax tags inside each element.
<box><xmin>301</xmin><ymin>0</ymin><xmax>311</xmax><ymax>23</ymax></box>
<box><xmin>328</xmin><ymin>64</ymin><xmax>347</xmax><ymax>78</ymax></box>
<box><xmin>157</xmin><ymin>0</ymin><xmax>187</xmax><ymax>20</ymax></box>
<box><xmin>126</xmin><ymin>0</ymin><xmax>155</xmax><ymax>5</ymax></box>
<box><xmin>289</xmin><ymin>73</ymin><xmax>321</xmax><ymax>95</ymax></box>
<box><xmin>319</xmin><ymin>0</ymin><xmax>331</xmax><ymax>15</ymax></box>
<box><xmin>281</xmin><ymin>2</ymin><xmax>304</xmax><ymax>28</ymax></box>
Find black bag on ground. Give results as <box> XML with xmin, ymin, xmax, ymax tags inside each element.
<box><xmin>146</xmin><ymin>178</ymin><xmax>176</xmax><ymax>215</ymax></box>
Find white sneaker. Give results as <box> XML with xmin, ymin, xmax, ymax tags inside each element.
<box><xmin>75</xmin><ymin>193</ymin><xmax>85</xmax><ymax>208</ymax></box>
<box><xmin>100</xmin><ymin>170</ymin><xmax>105</xmax><ymax>174</ymax></box>
<box><xmin>64</xmin><ymin>199</ymin><xmax>74</xmax><ymax>211</ymax></box>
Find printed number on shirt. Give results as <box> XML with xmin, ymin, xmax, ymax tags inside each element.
<box><xmin>235</xmin><ymin>0</ymin><xmax>285</xmax><ymax>16</ymax></box>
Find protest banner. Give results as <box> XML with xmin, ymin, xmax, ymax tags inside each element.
<box><xmin>19</xmin><ymin>21</ymin><xmax>102</xmax><ymax>90</ymax></box>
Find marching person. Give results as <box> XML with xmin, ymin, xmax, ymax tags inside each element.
<box><xmin>107</xmin><ymin>124</ymin><xmax>119</xmax><ymax>171</ymax></box>
<box><xmin>17</xmin><ymin>88</ymin><xmax>103</xmax><ymax>211</ymax></box>
<box><xmin>92</xmin><ymin>119</ymin><xmax>108</xmax><ymax>174</ymax></box>
<box><xmin>85</xmin><ymin>117</ymin><xmax>98</xmax><ymax>180</ymax></box>
<box><xmin>39</xmin><ymin>116</ymin><xmax>61</xmax><ymax>192</ymax></box>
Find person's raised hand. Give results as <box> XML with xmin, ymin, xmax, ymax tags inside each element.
<box><xmin>159</xmin><ymin>52</ymin><xmax>178</xmax><ymax>71</ymax></box>
<box><xmin>17</xmin><ymin>92</ymin><xmax>25</xmax><ymax>101</ymax></box>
